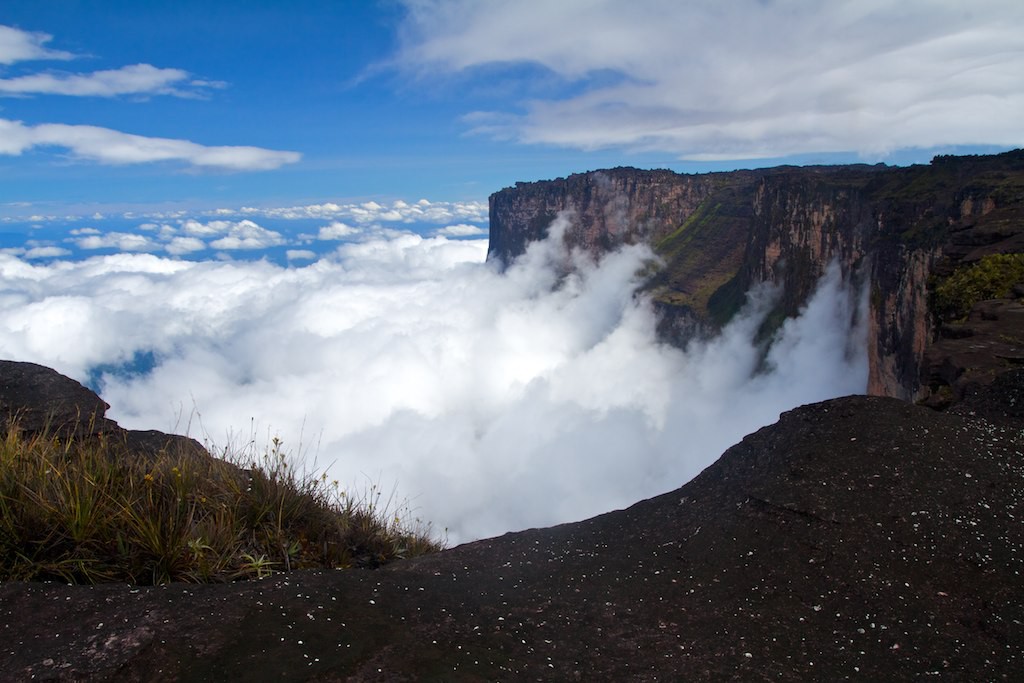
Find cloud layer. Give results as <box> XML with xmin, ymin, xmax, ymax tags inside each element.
<box><xmin>397</xmin><ymin>0</ymin><xmax>1024</xmax><ymax>159</ymax></box>
<box><xmin>0</xmin><ymin>217</ymin><xmax>867</xmax><ymax>543</ymax></box>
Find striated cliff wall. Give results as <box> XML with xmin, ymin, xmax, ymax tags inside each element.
<box><xmin>488</xmin><ymin>150</ymin><xmax>1024</xmax><ymax>401</ymax></box>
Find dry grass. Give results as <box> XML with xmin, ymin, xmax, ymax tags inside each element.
<box><xmin>0</xmin><ymin>424</ymin><xmax>444</xmax><ymax>585</ymax></box>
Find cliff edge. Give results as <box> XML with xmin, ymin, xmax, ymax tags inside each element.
<box><xmin>488</xmin><ymin>150</ymin><xmax>1024</xmax><ymax>401</ymax></box>
<box><xmin>0</xmin><ymin>364</ymin><xmax>1020</xmax><ymax>681</ymax></box>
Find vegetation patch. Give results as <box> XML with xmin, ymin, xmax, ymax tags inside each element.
<box><xmin>932</xmin><ymin>253</ymin><xmax>1024</xmax><ymax>322</ymax></box>
<box><xmin>654</xmin><ymin>200</ymin><xmax>721</xmax><ymax>261</ymax></box>
<box><xmin>0</xmin><ymin>426</ymin><xmax>443</xmax><ymax>585</ymax></box>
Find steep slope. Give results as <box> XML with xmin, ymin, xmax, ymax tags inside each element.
<box><xmin>488</xmin><ymin>150</ymin><xmax>1024</xmax><ymax>400</ymax></box>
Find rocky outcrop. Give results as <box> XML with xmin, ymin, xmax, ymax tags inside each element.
<box><xmin>0</xmin><ymin>359</ymin><xmax>208</xmax><ymax>463</ymax></box>
<box><xmin>2</xmin><ymin>372</ymin><xmax>1020</xmax><ymax>681</ymax></box>
<box><xmin>488</xmin><ymin>150</ymin><xmax>1024</xmax><ymax>401</ymax></box>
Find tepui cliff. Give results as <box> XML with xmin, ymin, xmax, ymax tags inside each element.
<box><xmin>488</xmin><ymin>149</ymin><xmax>1024</xmax><ymax>403</ymax></box>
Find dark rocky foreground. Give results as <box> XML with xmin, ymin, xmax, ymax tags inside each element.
<box><xmin>1</xmin><ymin>363</ymin><xmax>1021</xmax><ymax>681</ymax></box>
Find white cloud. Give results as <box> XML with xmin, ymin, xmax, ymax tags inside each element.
<box><xmin>435</xmin><ymin>223</ymin><xmax>486</xmax><ymax>237</ymax></box>
<box><xmin>69</xmin><ymin>227</ymin><xmax>101</xmax><ymax>235</ymax></box>
<box><xmin>242</xmin><ymin>198</ymin><xmax>488</xmax><ymax>224</ymax></box>
<box><xmin>0</xmin><ymin>216</ymin><xmax>866</xmax><ymax>544</ymax></box>
<box><xmin>164</xmin><ymin>236</ymin><xmax>206</xmax><ymax>256</ymax></box>
<box><xmin>286</xmin><ymin>249</ymin><xmax>317</xmax><ymax>262</ymax></box>
<box><xmin>317</xmin><ymin>221</ymin><xmax>361</xmax><ymax>240</ymax></box>
<box><xmin>397</xmin><ymin>0</ymin><xmax>1024</xmax><ymax>159</ymax></box>
<box><xmin>0</xmin><ymin>118</ymin><xmax>301</xmax><ymax>171</ymax></box>
<box><xmin>208</xmin><ymin>219</ymin><xmax>285</xmax><ymax>250</ymax></box>
<box><xmin>0</xmin><ymin>25</ymin><xmax>74</xmax><ymax>65</ymax></box>
<box><xmin>24</xmin><ymin>246</ymin><xmax>70</xmax><ymax>259</ymax></box>
<box><xmin>70</xmin><ymin>231</ymin><xmax>159</xmax><ymax>252</ymax></box>
<box><xmin>182</xmin><ymin>219</ymin><xmax>234</xmax><ymax>236</ymax></box>
<box><xmin>0</xmin><ymin>63</ymin><xmax>207</xmax><ymax>98</ymax></box>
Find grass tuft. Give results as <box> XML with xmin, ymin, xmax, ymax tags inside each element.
<box><xmin>0</xmin><ymin>424</ymin><xmax>444</xmax><ymax>585</ymax></box>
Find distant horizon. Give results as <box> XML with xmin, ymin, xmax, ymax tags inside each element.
<box><xmin>1</xmin><ymin>143</ymin><xmax>1015</xmax><ymax>223</ymax></box>
<box><xmin>2</xmin><ymin>2</ymin><xmax>1020</xmax><ymax>221</ymax></box>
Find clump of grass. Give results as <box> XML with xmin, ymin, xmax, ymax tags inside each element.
<box><xmin>933</xmin><ymin>252</ymin><xmax>1024</xmax><ymax>322</ymax></box>
<box><xmin>0</xmin><ymin>425</ymin><xmax>444</xmax><ymax>585</ymax></box>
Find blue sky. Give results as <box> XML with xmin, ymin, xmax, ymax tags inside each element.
<box><xmin>2</xmin><ymin>1</ymin><xmax>1021</xmax><ymax>228</ymax></box>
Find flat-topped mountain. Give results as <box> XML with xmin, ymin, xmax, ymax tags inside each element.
<box><xmin>489</xmin><ymin>150</ymin><xmax>1024</xmax><ymax>401</ymax></box>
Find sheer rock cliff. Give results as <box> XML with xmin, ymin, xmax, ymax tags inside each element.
<box><xmin>488</xmin><ymin>150</ymin><xmax>1024</xmax><ymax>401</ymax></box>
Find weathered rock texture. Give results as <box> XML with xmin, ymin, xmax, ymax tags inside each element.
<box><xmin>0</xmin><ymin>359</ymin><xmax>208</xmax><ymax>463</ymax></box>
<box><xmin>1</xmin><ymin>370</ymin><xmax>1021</xmax><ymax>681</ymax></box>
<box><xmin>488</xmin><ymin>150</ymin><xmax>1024</xmax><ymax>401</ymax></box>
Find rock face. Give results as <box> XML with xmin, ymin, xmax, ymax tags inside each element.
<box><xmin>1</xmin><ymin>372</ymin><xmax>1021</xmax><ymax>681</ymax></box>
<box><xmin>488</xmin><ymin>150</ymin><xmax>1024</xmax><ymax>401</ymax></box>
<box><xmin>0</xmin><ymin>360</ymin><xmax>208</xmax><ymax>463</ymax></box>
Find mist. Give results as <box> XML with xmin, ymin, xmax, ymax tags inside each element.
<box><xmin>0</xmin><ymin>214</ymin><xmax>867</xmax><ymax>543</ymax></box>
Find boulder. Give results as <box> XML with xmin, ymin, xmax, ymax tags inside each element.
<box><xmin>0</xmin><ymin>359</ymin><xmax>208</xmax><ymax>463</ymax></box>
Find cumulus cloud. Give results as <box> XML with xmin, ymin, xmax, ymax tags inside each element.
<box><xmin>182</xmin><ymin>219</ymin><xmax>233</xmax><ymax>236</ymax></box>
<box><xmin>0</xmin><ymin>215</ymin><xmax>867</xmax><ymax>544</ymax></box>
<box><xmin>0</xmin><ymin>25</ymin><xmax>74</xmax><ymax>64</ymax></box>
<box><xmin>208</xmin><ymin>219</ymin><xmax>285</xmax><ymax>250</ymax></box>
<box><xmin>70</xmin><ymin>231</ymin><xmax>159</xmax><ymax>252</ymax></box>
<box><xmin>241</xmin><ymin>198</ymin><xmax>488</xmax><ymax>224</ymax></box>
<box><xmin>0</xmin><ymin>63</ymin><xmax>212</xmax><ymax>98</ymax></box>
<box><xmin>24</xmin><ymin>246</ymin><xmax>71</xmax><ymax>259</ymax></box>
<box><xmin>317</xmin><ymin>221</ymin><xmax>362</xmax><ymax>240</ymax></box>
<box><xmin>164</xmin><ymin>236</ymin><xmax>206</xmax><ymax>256</ymax></box>
<box><xmin>435</xmin><ymin>223</ymin><xmax>487</xmax><ymax>237</ymax></box>
<box><xmin>0</xmin><ymin>118</ymin><xmax>301</xmax><ymax>170</ymax></box>
<box><xmin>396</xmin><ymin>0</ymin><xmax>1024</xmax><ymax>159</ymax></box>
<box><xmin>286</xmin><ymin>249</ymin><xmax>317</xmax><ymax>262</ymax></box>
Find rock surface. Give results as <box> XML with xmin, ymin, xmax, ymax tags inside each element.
<box><xmin>0</xmin><ymin>367</ymin><xmax>1021</xmax><ymax>681</ymax></box>
<box><xmin>0</xmin><ymin>359</ymin><xmax>208</xmax><ymax>463</ymax></box>
<box><xmin>489</xmin><ymin>150</ymin><xmax>1024</xmax><ymax>401</ymax></box>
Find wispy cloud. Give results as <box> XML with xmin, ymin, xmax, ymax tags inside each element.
<box><xmin>0</xmin><ymin>25</ymin><xmax>74</xmax><ymax>65</ymax></box>
<box><xmin>397</xmin><ymin>0</ymin><xmax>1024</xmax><ymax>159</ymax></box>
<box><xmin>0</xmin><ymin>63</ymin><xmax>221</xmax><ymax>98</ymax></box>
<box><xmin>0</xmin><ymin>118</ymin><xmax>301</xmax><ymax>171</ymax></box>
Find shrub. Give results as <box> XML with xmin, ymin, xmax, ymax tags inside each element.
<box><xmin>932</xmin><ymin>253</ymin><xmax>1024</xmax><ymax>322</ymax></box>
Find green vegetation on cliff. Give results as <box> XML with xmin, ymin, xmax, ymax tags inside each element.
<box><xmin>0</xmin><ymin>426</ymin><xmax>443</xmax><ymax>585</ymax></box>
<box><xmin>933</xmin><ymin>253</ymin><xmax>1024</xmax><ymax>322</ymax></box>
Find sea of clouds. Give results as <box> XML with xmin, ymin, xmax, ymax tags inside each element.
<box><xmin>0</xmin><ymin>212</ymin><xmax>867</xmax><ymax>543</ymax></box>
